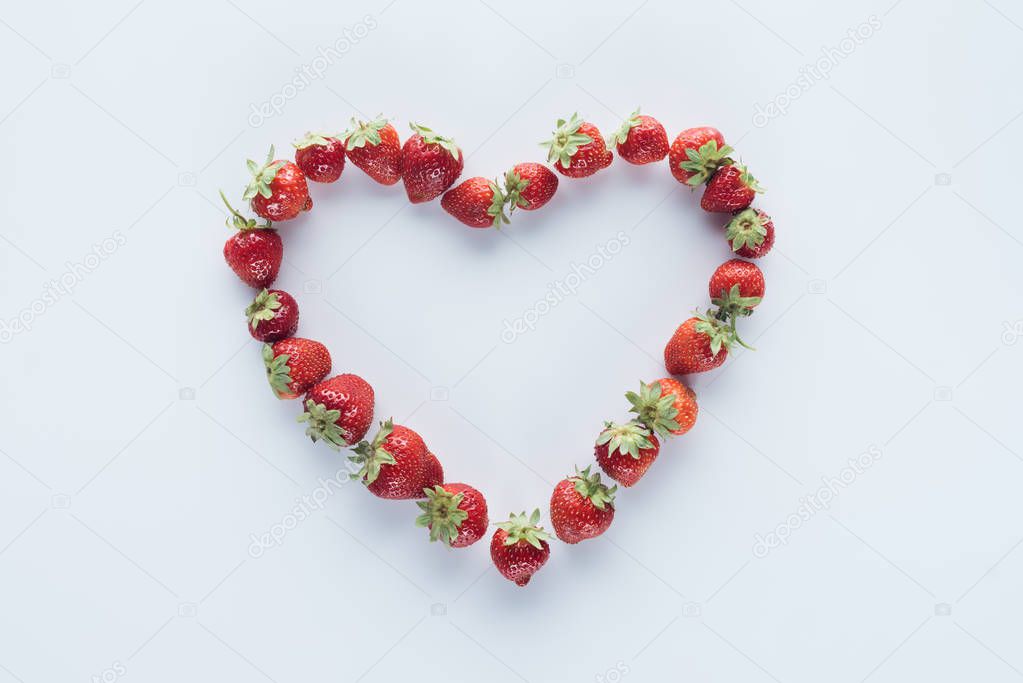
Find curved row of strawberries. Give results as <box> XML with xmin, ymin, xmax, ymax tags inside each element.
<box><xmin>221</xmin><ymin>109</ymin><xmax>774</xmax><ymax>587</ymax></box>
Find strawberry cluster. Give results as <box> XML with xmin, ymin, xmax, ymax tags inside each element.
<box><xmin>221</xmin><ymin>110</ymin><xmax>774</xmax><ymax>587</ymax></box>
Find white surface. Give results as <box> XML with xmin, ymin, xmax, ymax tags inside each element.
<box><xmin>1</xmin><ymin>1</ymin><xmax>1022</xmax><ymax>681</ymax></box>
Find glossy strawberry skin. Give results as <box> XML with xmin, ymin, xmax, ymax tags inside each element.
<box><xmin>490</xmin><ymin>530</ymin><xmax>550</xmax><ymax>587</ymax></box>
<box><xmin>596</xmin><ymin>431</ymin><xmax>660</xmax><ymax>487</ymax></box>
<box><xmin>267</xmin><ymin>338</ymin><xmax>331</xmax><ymax>399</ymax></box>
<box><xmin>224</xmin><ymin>230</ymin><xmax>282</xmax><ymax>289</ymax></box>
<box><xmin>248</xmin><ymin>290</ymin><xmax>298</xmax><ymax>342</ymax></box>
<box><xmin>295</xmin><ymin>137</ymin><xmax>345</xmax><ymax>183</ymax></box>
<box><xmin>511</xmin><ymin>163</ymin><xmax>558</xmax><ymax>210</ymax></box>
<box><xmin>437</xmin><ymin>483</ymin><xmax>489</xmax><ymax>548</ymax></box>
<box><xmin>250</xmin><ymin>161</ymin><xmax>312</xmax><ymax>222</ymax></box>
<box><xmin>345</xmin><ymin>123</ymin><xmax>403</xmax><ymax>185</ymax></box>
<box><xmin>550</xmin><ymin>479</ymin><xmax>614</xmax><ymax>544</ymax></box>
<box><xmin>709</xmin><ymin>259</ymin><xmax>765</xmax><ymax>305</ymax></box>
<box><xmin>653</xmin><ymin>377</ymin><xmax>699</xmax><ymax>435</ymax></box>
<box><xmin>555</xmin><ymin>122</ymin><xmax>613</xmax><ymax>178</ymax></box>
<box><xmin>617</xmin><ymin>115</ymin><xmax>669</xmax><ymax>165</ymax></box>
<box><xmin>668</xmin><ymin>127</ymin><xmax>725</xmax><ymax>185</ymax></box>
<box><xmin>401</xmin><ymin>134</ymin><xmax>464</xmax><ymax>203</ymax></box>
<box><xmin>303</xmin><ymin>374</ymin><xmax>375</xmax><ymax>446</ymax></box>
<box><xmin>366</xmin><ymin>424</ymin><xmax>429</xmax><ymax>499</ymax></box>
<box><xmin>441</xmin><ymin>177</ymin><xmax>498</xmax><ymax>228</ymax></box>
<box><xmin>731</xmin><ymin>209</ymin><xmax>775</xmax><ymax>259</ymax></box>
<box><xmin>664</xmin><ymin>318</ymin><xmax>727</xmax><ymax>375</ymax></box>
<box><xmin>701</xmin><ymin>165</ymin><xmax>755</xmax><ymax>213</ymax></box>
<box><xmin>421</xmin><ymin>451</ymin><xmax>444</xmax><ymax>491</ymax></box>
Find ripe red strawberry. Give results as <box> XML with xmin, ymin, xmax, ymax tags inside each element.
<box><xmin>298</xmin><ymin>374</ymin><xmax>375</xmax><ymax>448</ymax></box>
<box><xmin>504</xmin><ymin>163</ymin><xmax>558</xmax><ymax>211</ymax></box>
<box><xmin>701</xmin><ymin>164</ymin><xmax>763</xmax><ymax>213</ymax></box>
<box><xmin>664</xmin><ymin>314</ymin><xmax>738</xmax><ymax>375</ymax></box>
<box><xmin>416</xmin><ymin>483</ymin><xmax>489</xmax><ymax>548</ymax></box>
<box><xmin>549</xmin><ymin>466</ymin><xmax>616</xmax><ymax>544</ymax></box>
<box><xmin>421</xmin><ymin>451</ymin><xmax>444</xmax><ymax>491</ymax></box>
<box><xmin>668</xmin><ymin>126</ymin><xmax>732</xmax><ymax>186</ymax></box>
<box><xmin>293</xmin><ymin>132</ymin><xmax>345</xmax><ymax>183</ymax></box>
<box><xmin>626</xmin><ymin>378</ymin><xmax>699</xmax><ymax>437</ymax></box>
<box><xmin>542</xmin><ymin>113</ymin><xmax>613</xmax><ymax>178</ymax></box>
<box><xmin>609</xmin><ymin>109</ymin><xmax>669</xmax><ymax>165</ymax></box>
<box><xmin>709</xmin><ymin>259</ymin><xmax>765</xmax><ymax>319</ymax></box>
<box><xmin>263</xmin><ymin>338</ymin><xmax>331</xmax><ymax>400</ymax></box>
<box><xmin>343</xmin><ymin>116</ymin><xmax>403</xmax><ymax>185</ymax></box>
<box><xmin>220</xmin><ymin>191</ymin><xmax>282</xmax><ymax>289</ymax></box>
<box><xmin>350</xmin><ymin>419</ymin><xmax>429</xmax><ymax>499</ymax></box>
<box><xmin>490</xmin><ymin>510</ymin><xmax>551</xmax><ymax>587</ymax></box>
<box><xmin>245</xmin><ymin>289</ymin><xmax>298</xmax><ymax>342</ymax></box>
<box><xmin>244</xmin><ymin>146</ymin><xmax>312</xmax><ymax>222</ymax></box>
<box><xmin>727</xmin><ymin>208</ymin><xmax>775</xmax><ymax>258</ymax></box>
<box><xmin>401</xmin><ymin>123</ymin><xmax>463</xmax><ymax>203</ymax></box>
<box><xmin>441</xmin><ymin>177</ymin><xmax>509</xmax><ymax>228</ymax></box>
<box><xmin>595</xmin><ymin>421</ymin><xmax>660</xmax><ymax>487</ymax></box>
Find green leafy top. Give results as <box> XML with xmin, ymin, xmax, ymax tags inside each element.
<box><xmin>711</xmin><ymin>283</ymin><xmax>762</xmax><ymax>320</ymax></box>
<box><xmin>262</xmin><ymin>343</ymin><xmax>292</xmax><ymax>397</ymax></box>
<box><xmin>540</xmin><ymin>113</ymin><xmax>594</xmax><ymax>168</ymax></box>
<box><xmin>596</xmin><ymin>420</ymin><xmax>655</xmax><ymax>459</ymax></box>
<box><xmin>608</xmin><ymin>107</ymin><xmax>642</xmax><ymax>146</ymax></box>
<box><xmin>219</xmin><ymin>190</ymin><xmax>272</xmax><ymax>231</ymax></box>
<box><xmin>293</xmin><ymin>131</ymin><xmax>336</xmax><ymax>150</ymax></box>
<box><xmin>680</xmin><ymin>139</ymin><xmax>734</xmax><ymax>187</ymax></box>
<box><xmin>695</xmin><ymin>309</ymin><xmax>751</xmax><ymax>354</ymax></box>
<box><xmin>244</xmin><ymin>289</ymin><xmax>281</xmax><ymax>331</ymax></box>
<box><xmin>496</xmin><ymin>509</ymin><xmax>551</xmax><ymax>549</ymax></box>
<box><xmin>502</xmin><ymin>169</ymin><xmax>532</xmax><ymax>211</ymax></box>
<box><xmin>415</xmin><ymin>485</ymin><xmax>469</xmax><ymax>545</ymax></box>
<box><xmin>243</xmin><ymin>146</ymin><xmax>286</xmax><ymax>201</ymax></box>
<box><xmin>568</xmin><ymin>465</ymin><xmax>617</xmax><ymax>510</ymax></box>
<box><xmin>296</xmin><ymin>399</ymin><xmax>350</xmax><ymax>450</ymax></box>
<box><xmin>626</xmin><ymin>381</ymin><xmax>681</xmax><ymax>438</ymax></box>
<box><xmin>348</xmin><ymin>418</ymin><xmax>397</xmax><ymax>484</ymax></box>
<box><xmin>736</xmin><ymin>164</ymin><xmax>765</xmax><ymax>193</ymax></box>
<box><xmin>726</xmin><ymin>208</ymin><xmax>768</xmax><ymax>252</ymax></box>
<box><xmin>343</xmin><ymin>115</ymin><xmax>389</xmax><ymax>150</ymax></box>
<box><xmin>409</xmin><ymin>122</ymin><xmax>460</xmax><ymax>160</ymax></box>
<box><xmin>485</xmin><ymin>178</ymin><xmax>512</xmax><ymax>228</ymax></box>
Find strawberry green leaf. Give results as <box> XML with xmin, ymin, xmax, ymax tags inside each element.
<box><xmin>496</xmin><ymin>509</ymin><xmax>551</xmax><ymax>549</ymax></box>
<box><xmin>262</xmin><ymin>343</ymin><xmax>293</xmax><ymax>397</ymax></box>
<box><xmin>343</xmin><ymin>115</ymin><xmax>388</xmax><ymax>150</ymax></box>
<box><xmin>540</xmin><ymin>112</ymin><xmax>594</xmax><ymax>168</ymax></box>
<box><xmin>244</xmin><ymin>289</ymin><xmax>282</xmax><ymax>330</ymax></box>
<box><xmin>296</xmin><ymin>399</ymin><xmax>350</xmax><ymax>449</ymax></box>
<box><xmin>243</xmin><ymin>146</ymin><xmax>285</xmax><ymax>201</ymax></box>
<box><xmin>219</xmin><ymin>190</ymin><xmax>273</xmax><ymax>231</ymax></box>
<box><xmin>409</xmin><ymin>122</ymin><xmax>461</xmax><ymax>160</ymax></box>
<box><xmin>680</xmin><ymin>140</ymin><xmax>734</xmax><ymax>187</ymax></box>
<box><xmin>568</xmin><ymin>465</ymin><xmax>617</xmax><ymax>510</ymax></box>
<box><xmin>626</xmin><ymin>381</ymin><xmax>681</xmax><ymax>438</ymax></box>
<box><xmin>726</xmin><ymin>208</ymin><xmax>768</xmax><ymax>252</ymax></box>
<box><xmin>293</xmin><ymin>131</ymin><xmax>337</xmax><ymax>149</ymax></box>
<box><xmin>596</xmin><ymin>420</ymin><xmax>654</xmax><ymax>459</ymax></box>
<box><xmin>415</xmin><ymin>485</ymin><xmax>469</xmax><ymax>545</ymax></box>
<box><xmin>348</xmin><ymin>418</ymin><xmax>398</xmax><ymax>484</ymax></box>
<box><xmin>607</xmin><ymin>107</ymin><xmax>641</xmax><ymax>146</ymax></box>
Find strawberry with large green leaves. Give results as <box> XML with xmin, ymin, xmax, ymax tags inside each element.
<box><xmin>490</xmin><ymin>509</ymin><xmax>552</xmax><ymax>587</ymax></box>
<box><xmin>342</xmin><ymin>115</ymin><xmax>403</xmax><ymax>185</ymax></box>
<box><xmin>416</xmin><ymin>483</ymin><xmax>489</xmax><ymax>548</ymax></box>
<box><xmin>727</xmin><ymin>208</ymin><xmax>775</xmax><ymax>259</ymax></box>
<box><xmin>401</xmin><ymin>123</ymin><xmax>463</xmax><ymax>203</ymax></box>
<box><xmin>297</xmin><ymin>373</ymin><xmax>375</xmax><ymax>448</ymax></box>
<box><xmin>243</xmin><ymin>146</ymin><xmax>311</xmax><ymax>222</ymax></box>
<box><xmin>664</xmin><ymin>313</ymin><xmax>744</xmax><ymax>375</ymax></box>
<box><xmin>541</xmin><ymin>113</ymin><xmax>613</xmax><ymax>178</ymax></box>
<box><xmin>668</xmin><ymin>126</ymin><xmax>733</xmax><ymax>186</ymax></box>
<box><xmin>245</xmin><ymin>289</ymin><xmax>298</xmax><ymax>342</ymax></box>
<box><xmin>549</xmin><ymin>466</ymin><xmax>616</xmax><ymax>544</ymax></box>
<box><xmin>263</xmin><ymin>338</ymin><xmax>331</xmax><ymax>400</ymax></box>
<box><xmin>701</xmin><ymin>164</ymin><xmax>763</xmax><ymax>213</ymax></box>
<box><xmin>626</xmin><ymin>378</ymin><xmax>698</xmax><ymax>438</ymax></box>
<box><xmin>595</xmin><ymin>421</ymin><xmax>660</xmax><ymax>487</ymax></box>
<box><xmin>220</xmin><ymin>191</ymin><xmax>282</xmax><ymax>289</ymax></box>
<box><xmin>503</xmin><ymin>163</ymin><xmax>558</xmax><ymax>212</ymax></box>
<box><xmin>349</xmin><ymin>419</ymin><xmax>431</xmax><ymax>499</ymax></box>
<box><xmin>440</xmin><ymin>176</ymin><xmax>510</xmax><ymax>228</ymax></box>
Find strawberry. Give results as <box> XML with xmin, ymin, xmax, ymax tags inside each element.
<box><xmin>219</xmin><ymin>191</ymin><xmax>282</xmax><ymax>289</ymax></box>
<box><xmin>293</xmin><ymin>132</ymin><xmax>345</xmax><ymax>183</ymax></box>
<box><xmin>441</xmin><ymin>177</ymin><xmax>509</xmax><ymax>228</ymax></box>
<box><xmin>416</xmin><ymin>483</ymin><xmax>489</xmax><ymax>548</ymax></box>
<box><xmin>549</xmin><ymin>466</ymin><xmax>616</xmax><ymax>544</ymax></box>
<box><xmin>349</xmin><ymin>419</ymin><xmax>429</xmax><ymax>499</ymax></box>
<box><xmin>244</xmin><ymin>146</ymin><xmax>312</xmax><ymax>222</ymax></box>
<box><xmin>504</xmin><ymin>163</ymin><xmax>558</xmax><ymax>211</ymax></box>
<box><xmin>664</xmin><ymin>313</ymin><xmax>738</xmax><ymax>375</ymax></box>
<box><xmin>709</xmin><ymin>259</ymin><xmax>765</xmax><ymax>319</ymax></box>
<box><xmin>668</xmin><ymin>127</ymin><xmax>732</xmax><ymax>186</ymax></box>
<box><xmin>490</xmin><ymin>510</ymin><xmax>551</xmax><ymax>587</ymax></box>
<box><xmin>298</xmin><ymin>373</ymin><xmax>375</xmax><ymax>448</ymax></box>
<box><xmin>608</xmin><ymin>108</ymin><xmax>669</xmax><ymax>165</ymax></box>
<box><xmin>595</xmin><ymin>421</ymin><xmax>660</xmax><ymax>487</ymax></box>
<box><xmin>245</xmin><ymin>289</ymin><xmax>298</xmax><ymax>342</ymax></box>
<box><xmin>343</xmin><ymin>115</ymin><xmax>403</xmax><ymax>185</ymax></box>
<box><xmin>263</xmin><ymin>338</ymin><xmax>331</xmax><ymax>400</ymax></box>
<box><xmin>401</xmin><ymin>123</ymin><xmax>463</xmax><ymax>203</ymax></box>
<box><xmin>727</xmin><ymin>208</ymin><xmax>775</xmax><ymax>259</ymax></box>
<box><xmin>626</xmin><ymin>379</ymin><xmax>698</xmax><ymax>437</ymax></box>
<box><xmin>701</xmin><ymin>164</ymin><xmax>763</xmax><ymax>213</ymax></box>
<box><xmin>541</xmin><ymin>113</ymin><xmax>613</xmax><ymax>178</ymax></box>
<box><xmin>421</xmin><ymin>451</ymin><xmax>444</xmax><ymax>491</ymax></box>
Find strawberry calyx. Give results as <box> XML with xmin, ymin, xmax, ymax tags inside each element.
<box><xmin>726</xmin><ymin>208</ymin><xmax>768</xmax><ymax>252</ymax></box>
<box><xmin>503</xmin><ymin>169</ymin><xmax>531</xmax><ymax>211</ymax></box>
<box><xmin>697</xmin><ymin>309</ymin><xmax>749</xmax><ymax>354</ymax></box>
<box><xmin>596</xmin><ymin>420</ymin><xmax>655</xmax><ymax>459</ymax></box>
<box><xmin>711</xmin><ymin>283</ymin><xmax>762</xmax><ymax>320</ymax></box>
<box><xmin>348</xmin><ymin>418</ymin><xmax>398</xmax><ymax>484</ymax></box>
<box><xmin>541</xmin><ymin>113</ymin><xmax>594</xmax><ymax>168</ymax></box>
<box><xmin>415</xmin><ymin>485</ymin><xmax>469</xmax><ymax>545</ymax></box>
<box><xmin>608</xmin><ymin>107</ymin><xmax>642</xmax><ymax>146</ymax></box>
<box><xmin>245</xmin><ymin>289</ymin><xmax>282</xmax><ymax>331</ymax></box>
<box><xmin>293</xmin><ymin>131</ymin><xmax>337</xmax><ymax>150</ymax></box>
<box><xmin>680</xmin><ymin>139</ymin><xmax>734</xmax><ymax>187</ymax></box>
<box><xmin>496</xmin><ymin>509</ymin><xmax>551</xmax><ymax>549</ymax></box>
<box><xmin>219</xmin><ymin>190</ymin><xmax>272</xmax><ymax>231</ymax></box>
<box><xmin>262</xmin><ymin>343</ymin><xmax>294</xmax><ymax>398</ymax></box>
<box><xmin>626</xmin><ymin>381</ymin><xmax>681</xmax><ymax>438</ymax></box>
<box><xmin>486</xmin><ymin>178</ymin><xmax>512</xmax><ymax>228</ymax></box>
<box><xmin>296</xmin><ymin>399</ymin><xmax>350</xmax><ymax>449</ymax></box>
<box><xmin>243</xmin><ymin>146</ymin><xmax>286</xmax><ymax>201</ymax></box>
<box><xmin>343</xmin><ymin>115</ymin><xmax>389</xmax><ymax>150</ymax></box>
<box><xmin>568</xmin><ymin>465</ymin><xmax>616</xmax><ymax>510</ymax></box>
<box><xmin>409</xmin><ymin>122</ymin><xmax>461</xmax><ymax>160</ymax></box>
<box><xmin>735</xmin><ymin>164</ymin><xmax>765</xmax><ymax>193</ymax></box>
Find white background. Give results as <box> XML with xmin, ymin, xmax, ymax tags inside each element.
<box><xmin>1</xmin><ymin>1</ymin><xmax>1022</xmax><ymax>681</ymax></box>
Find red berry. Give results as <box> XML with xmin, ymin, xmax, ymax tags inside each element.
<box><xmin>664</xmin><ymin>315</ymin><xmax>735</xmax><ymax>375</ymax></box>
<box><xmin>416</xmin><ymin>483</ymin><xmax>489</xmax><ymax>548</ymax></box>
<box><xmin>701</xmin><ymin>164</ymin><xmax>762</xmax><ymax>213</ymax></box>
<box><xmin>542</xmin><ymin>114</ymin><xmax>613</xmax><ymax>178</ymax></box>
<box><xmin>490</xmin><ymin>510</ymin><xmax>551</xmax><ymax>587</ymax></box>
<box><xmin>219</xmin><ymin>191</ymin><xmax>282</xmax><ymax>289</ymax></box>
<box><xmin>727</xmin><ymin>208</ymin><xmax>775</xmax><ymax>258</ymax></box>
<box><xmin>343</xmin><ymin>116</ymin><xmax>403</xmax><ymax>185</ymax></box>
<box><xmin>668</xmin><ymin>127</ymin><xmax>731</xmax><ymax>186</ymax></box>
<box><xmin>595</xmin><ymin>422</ymin><xmax>660</xmax><ymax>487</ymax></box>
<box><xmin>263</xmin><ymin>338</ymin><xmax>331</xmax><ymax>400</ymax></box>
<box><xmin>441</xmin><ymin>177</ymin><xmax>508</xmax><ymax>228</ymax></box>
<box><xmin>420</xmin><ymin>451</ymin><xmax>444</xmax><ymax>491</ymax></box>
<box><xmin>299</xmin><ymin>374</ymin><xmax>375</xmax><ymax>448</ymax></box>
<box><xmin>244</xmin><ymin>146</ymin><xmax>312</xmax><ymax>222</ymax></box>
<box><xmin>350</xmin><ymin>419</ymin><xmax>430</xmax><ymax>499</ymax></box>
<box><xmin>401</xmin><ymin>123</ymin><xmax>463</xmax><ymax>203</ymax></box>
<box><xmin>505</xmin><ymin>162</ymin><xmax>558</xmax><ymax>211</ymax></box>
<box><xmin>709</xmin><ymin>259</ymin><xmax>765</xmax><ymax>314</ymax></box>
<box><xmin>626</xmin><ymin>379</ymin><xmax>699</xmax><ymax>438</ymax></box>
<box><xmin>609</xmin><ymin>109</ymin><xmax>669</xmax><ymax>165</ymax></box>
<box><xmin>245</xmin><ymin>289</ymin><xmax>298</xmax><ymax>342</ymax></box>
<box><xmin>293</xmin><ymin>133</ymin><xmax>345</xmax><ymax>183</ymax></box>
<box><xmin>549</xmin><ymin>466</ymin><xmax>616</xmax><ymax>544</ymax></box>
